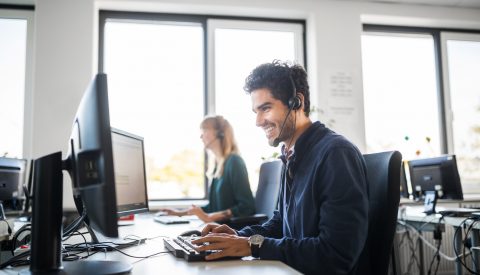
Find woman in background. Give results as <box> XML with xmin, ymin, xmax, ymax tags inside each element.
<box><xmin>162</xmin><ymin>115</ymin><xmax>255</xmax><ymax>223</ymax></box>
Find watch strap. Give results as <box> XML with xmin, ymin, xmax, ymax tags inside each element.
<box><xmin>251</xmin><ymin>243</ymin><xmax>260</xmax><ymax>258</ymax></box>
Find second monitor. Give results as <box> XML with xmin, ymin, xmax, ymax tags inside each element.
<box><xmin>111</xmin><ymin>128</ymin><xmax>149</xmax><ymax>216</ymax></box>
<box><xmin>408</xmin><ymin>155</ymin><xmax>463</xmax><ymax>200</ymax></box>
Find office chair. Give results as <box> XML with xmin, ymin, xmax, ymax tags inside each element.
<box><xmin>226</xmin><ymin>160</ymin><xmax>283</xmax><ymax>230</ymax></box>
<box><xmin>356</xmin><ymin>151</ymin><xmax>402</xmax><ymax>275</ymax></box>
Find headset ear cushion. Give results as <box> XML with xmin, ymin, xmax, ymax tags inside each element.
<box><xmin>289</xmin><ymin>96</ymin><xmax>301</xmax><ymax>110</ymax></box>
<box><xmin>217</xmin><ymin>131</ymin><xmax>225</xmax><ymax>139</ymax></box>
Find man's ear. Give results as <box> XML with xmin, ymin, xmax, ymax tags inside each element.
<box><xmin>296</xmin><ymin>93</ymin><xmax>305</xmax><ymax>111</ymax></box>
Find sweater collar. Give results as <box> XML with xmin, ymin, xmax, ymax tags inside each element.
<box><xmin>279</xmin><ymin>121</ymin><xmax>329</xmax><ymax>167</ymax></box>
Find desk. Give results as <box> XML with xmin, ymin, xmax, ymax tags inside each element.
<box><xmin>3</xmin><ymin>213</ymin><xmax>300</xmax><ymax>275</ymax></box>
<box><xmin>398</xmin><ymin>206</ymin><xmax>480</xmax><ymax>275</ymax></box>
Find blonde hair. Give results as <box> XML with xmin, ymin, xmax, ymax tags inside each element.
<box><xmin>201</xmin><ymin>115</ymin><xmax>239</xmax><ymax>178</ymax></box>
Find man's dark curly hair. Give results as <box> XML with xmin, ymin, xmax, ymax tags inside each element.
<box><xmin>243</xmin><ymin>60</ymin><xmax>310</xmax><ymax>117</ymax></box>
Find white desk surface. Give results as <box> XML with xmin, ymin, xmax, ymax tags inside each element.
<box><xmin>3</xmin><ymin>213</ymin><xmax>300</xmax><ymax>275</ymax></box>
<box><xmin>399</xmin><ymin>205</ymin><xmax>480</xmax><ymax>228</ymax></box>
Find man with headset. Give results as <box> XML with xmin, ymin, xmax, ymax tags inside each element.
<box><xmin>192</xmin><ymin>60</ymin><xmax>369</xmax><ymax>274</ymax></box>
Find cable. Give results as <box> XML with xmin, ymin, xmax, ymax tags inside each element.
<box><xmin>0</xmin><ymin>250</ymin><xmax>30</xmax><ymax>269</ymax></box>
<box><xmin>427</xmin><ymin>239</ymin><xmax>442</xmax><ymax>275</ymax></box>
<box><xmin>397</xmin><ymin>221</ymin><xmax>422</xmax><ymax>274</ymax></box>
<box><xmin>145</xmin><ymin>234</ymin><xmax>170</xmax><ymax>240</ymax></box>
<box><xmin>427</xmin><ymin>215</ymin><xmax>445</xmax><ymax>275</ymax></box>
<box><xmin>11</xmin><ymin>223</ymin><xmax>31</xmax><ymax>255</ymax></box>
<box><xmin>397</xmin><ymin>220</ymin><xmax>466</xmax><ymax>262</ymax></box>
<box><xmin>63</xmin><ymin>209</ymin><xmax>87</xmax><ymax>238</ymax></box>
<box><xmin>96</xmin><ymin>243</ymin><xmax>170</xmax><ymax>259</ymax></box>
<box><xmin>452</xmin><ymin>218</ymin><xmax>480</xmax><ymax>275</ymax></box>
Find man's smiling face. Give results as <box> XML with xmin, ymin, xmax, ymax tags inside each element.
<box><xmin>251</xmin><ymin>88</ymin><xmax>295</xmax><ymax>147</ymax></box>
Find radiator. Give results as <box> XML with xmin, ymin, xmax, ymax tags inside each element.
<box><xmin>394</xmin><ymin>225</ymin><xmax>457</xmax><ymax>275</ymax></box>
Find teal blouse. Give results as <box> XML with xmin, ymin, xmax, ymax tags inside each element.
<box><xmin>201</xmin><ymin>154</ymin><xmax>256</xmax><ymax>217</ymax></box>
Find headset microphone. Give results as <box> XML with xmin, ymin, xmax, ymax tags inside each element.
<box><xmin>272</xmin><ymin>107</ymin><xmax>293</xmax><ymax>147</ymax></box>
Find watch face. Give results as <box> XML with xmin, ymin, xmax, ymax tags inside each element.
<box><xmin>250</xmin><ymin>234</ymin><xmax>264</xmax><ymax>245</ymax></box>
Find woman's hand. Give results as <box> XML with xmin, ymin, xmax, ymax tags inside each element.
<box><xmin>159</xmin><ymin>208</ymin><xmax>186</xmax><ymax>216</ymax></box>
<box><xmin>188</xmin><ymin>205</ymin><xmax>211</xmax><ymax>222</ymax></box>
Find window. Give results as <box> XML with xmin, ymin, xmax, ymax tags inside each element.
<box><xmin>210</xmin><ymin>19</ymin><xmax>304</xmax><ymax>192</ymax></box>
<box><xmin>102</xmin><ymin>16</ymin><xmax>205</xmax><ymax>200</ymax></box>
<box><xmin>100</xmin><ymin>12</ymin><xmax>305</xmax><ymax>200</ymax></box>
<box><xmin>0</xmin><ymin>8</ymin><xmax>33</xmax><ymax>158</ymax></box>
<box><xmin>361</xmin><ymin>31</ymin><xmax>442</xmax><ymax>160</ymax></box>
<box><xmin>362</xmin><ymin>25</ymin><xmax>480</xmax><ymax>193</ymax></box>
<box><xmin>442</xmin><ymin>33</ymin><xmax>480</xmax><ymax>192</ymax></box>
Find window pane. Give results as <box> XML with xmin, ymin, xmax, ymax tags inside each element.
<box><xmin>361</xmin><ymin>33</ymin><xmax>441</xmax><ymax>160</ymax></box>
<box><xmin>104</xmin><ymin>20</ymin><xmax>205</xmax><ymax>200</ymax></box>
<box><xmin>446</xmin><ymin>38</ymin><xmax>480</xmax><ymax>190</ymax></box>
<box><xmin>0</xmin><ymin>18</ymin><xmax>27</xmax><ymax>158</ymax></box>
<box><xmin>213</xmin><ymin>23</ymin><xmax>302</xmax><ymax>192</ymax></box>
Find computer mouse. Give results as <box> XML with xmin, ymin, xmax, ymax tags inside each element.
<box><xmin>179</xmin><ymin>229</ymin><xmax>202</xmax><ymax>237</ymax></box>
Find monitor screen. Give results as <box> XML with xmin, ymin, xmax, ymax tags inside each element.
<box><xmin>408</xmin><ymin>155</ymin><xmax>463</xmax><ymax>200</ymax></box>
<box><xmin>111</xmin><ymin>128</ymin><xmax>149</xmax><ymax>216</ymax></box>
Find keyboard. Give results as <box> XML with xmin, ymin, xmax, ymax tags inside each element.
<box><xmin>154</xmin><ymin>216</ymin><xmax>190</xmax><ymax>225</ymax></box>
<box><xmin>164</xmin><ymin>236</ymin><xmax>243</xmax><ymax>262</ymax></box>
<box><xmin>164</xmin><ymin>236</ymin><xmax>212</xmax><ymax>261</ymax></box>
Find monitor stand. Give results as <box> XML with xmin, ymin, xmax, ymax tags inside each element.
<box><xmin>20</xmin><ymin>152</ymin><xmax>132</xmax><ymax>275</ymax></box>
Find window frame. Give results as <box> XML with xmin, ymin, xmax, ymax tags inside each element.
<box><xmin>0</xmin><ymin>5</ymin><xmax>35</xmax><ymax>159</ymax></box>
<box><xmin>98</xmin><ymin>10</ymin><xmax>306</xmax><ymax>201</ymax></box>
<box><xmin>440</xmin><ymin>32</ymin><xmax>480</xmax><ymax>154</ymax></box>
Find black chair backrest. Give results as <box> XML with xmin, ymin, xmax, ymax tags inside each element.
<box><xmin>255</xmin><ymin>160</ymin><xmax>283</xmax><ymax>219</ymax></box>
<box><xmin>358</xmin><ymin>151</ymin><xmax>402</xmax><ymax>275</ymax></box>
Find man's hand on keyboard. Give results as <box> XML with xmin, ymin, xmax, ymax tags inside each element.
<box><xmin>191</xmin><ymin>233</ymin><xmax>250</xmax><ymax>260</ymax></box>
<box><xmin>201</xmin><ymin>223</ymin><xmax>237</xmax><ymax>236</ymax></box>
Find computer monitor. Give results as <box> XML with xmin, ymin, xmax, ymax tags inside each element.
<box><xmin>408</xmin><ymin>155</ymin><xmax>463</xmax><ymax>200</ymax></box>
<box><xmin>26</xmin><ymin>73</ymin><xmax>132</xmax><ymax>274</ymax></box>
<box><xmin>399</xmin><ymin>161</ymin><xmax>410</xmax><ymax>199</ymax></box>
<box><xmin>111</xmin><ymin>128</ymin><xmax>149</xmax><ymax>216</ymax></box>
<box><xmin>0</xmin><ymin>157</ymin><xmax>27</xmax><ymax>211</ymax></box>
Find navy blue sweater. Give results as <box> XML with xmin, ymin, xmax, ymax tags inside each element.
<box><xmin>238</xmin><ymin>122</ymin><xmax>369</xmax><ymax>274</ymax></box>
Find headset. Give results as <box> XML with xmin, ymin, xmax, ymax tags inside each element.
<box><xmin>214</xmin><ymin>117</ymin><xmax>225</xmax><ymax>140</ymax></box>
<box><xmin>272</xmin><ymin>71</ymin><xmax>302</xmax><ymax>147</ymax></box>
<box><xmin>287</xmin><ymin>73</ymin><xmax>301</xmax><ymax>111</ymax></box>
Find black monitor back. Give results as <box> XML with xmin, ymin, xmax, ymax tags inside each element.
<box><xmin>408</xmin><ymin>155</ymin><xmax>463</xmax><ymax>200</ymax></box>
<box><xmin>0</xmin><ymin>157</ymin><xmax>27</xmax><ymax>210</ymax></box>
<box><xmin>68</xmin><ymin>73</ymin><xmax>118</xmax><ymax>237</ymax></box>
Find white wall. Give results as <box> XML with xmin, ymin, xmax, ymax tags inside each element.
<box><xmin>29</xmin><ymin>0</ymin><xmax>480</xmax><ymax>208</ymax></box>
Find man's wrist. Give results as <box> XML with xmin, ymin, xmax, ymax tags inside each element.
<box><xmin>248</xmin><ymin>234</ymin><xmax>265</xmax><ymax>258</ymax></box>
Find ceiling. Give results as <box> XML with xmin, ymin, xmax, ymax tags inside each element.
<box><xmin>1</xmin><ymin>0</ymin><xmax>480</xmax><ymax>9</ymax></box>
<box><xmin>342</xmin><ymin>0</ymin><xmax>480</xmax><ymax>9</ymax></box>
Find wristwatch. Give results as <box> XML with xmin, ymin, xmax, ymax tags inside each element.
<box><xmin>248</xmin><ymin>234</ymin><xmax>265</xmax><ymax>258</ymax></box>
